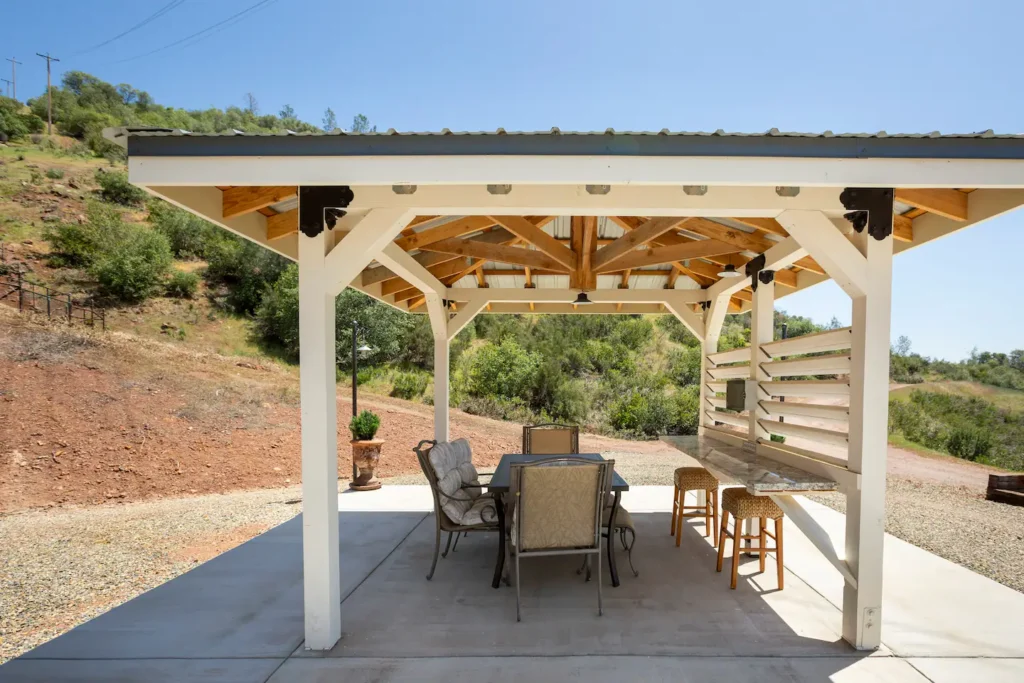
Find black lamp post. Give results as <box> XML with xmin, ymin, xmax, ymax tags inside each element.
<box><xmin>350</xmin><ymin>320</ymin><xmax>372</xmax><ymax>478</ymax></box>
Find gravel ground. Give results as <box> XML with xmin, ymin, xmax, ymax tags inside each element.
<box><xmin>0</xmin><ymin>486</ymin><xmax>302</xmax><ymax>664</ymax></box>
<box><xmin>808</xmin><ymin>477</ymin><xmax>1024</xmax><ymax>594</ymax></box>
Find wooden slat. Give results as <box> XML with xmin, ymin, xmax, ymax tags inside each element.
<box><xmin>489</xmin><ymin>216</ymin><xmax>575</xmax><ymax>270</ymax></box>
<box><xmin>893</xmin><ymin>213</ymin><xmax>913</xmax><ymax>242</ymax></box>
<box><xmin>761</xmin><ymin>355</ymin><xmax>852</xmax><ymax>378</ymax></box>
<box><xmin>758</xmin><ymin>419</ymin><xmax>848</xmax><ymax>448</ymax></box>
<box><xmin>760</xmin><ymin>380</ymin><xmax>849</xmax><ymax>398</ymax></box>
<box><xmin>730</xmin><ymin>217</ymin><xmax>788</xmax><ymax>237</ymax></box>
<box><xmin>591</xmin><ymin>217</ymin><xmax>689</xmax><ymax>270</ymax></box>
<box><xmin>894</xmin><ymin>188</ymin><xmax>968</xmax><ymax>221</ymax></box>
<box><xmin>395</xmin><ymin>216</ymin><xmax>495</xmax><ymax>251</ymax></box>
<box><xmin>418</xmin><ymin>236</ymin><xmax>572</xmax><ymax>272</ymax></box>
<box><xmin>595</xmin><ymin>239</ymin><xmax>740</xmax><ymax>273</ymax></box>
<box><xmin>760</xmin><ymin>401</ymin><xmax>849</xmax><ymax>423</ymax></box>
<box><xmin>266</xmin><ymin>209</ymin><xmax>297</xmax><ymax>240</ymax></box>
<box><xmin>706</xmin><ymin>410</ymin><xmax>748</xmax><ymax>429</ymax></box>
<box><xmin>761</xmin><ymin>327</ymin><xmax>853</xmax><ymax>358</ymax></box>
<box><xmin>707</xmin><ymin>364</ymin><xmax>751</xmax><ymax>380</ymax></box>
<box><xmin>707</xmin><ymin>347</ymin><xmax>752</xmax><ymax>365</ymax></box>
<box><xmin>222</xmin><ymin>186</ymin><xmax>297</xmax><ymax>219</ymax></box>
<box><xmin>381</xmin><ymin>257</ymin><xmax>474</xmax><ymax>296</ymax></box>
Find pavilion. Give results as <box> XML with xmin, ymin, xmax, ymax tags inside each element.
<box><xmin>107</xmin><ymin>126</ymin><xmax>1024</xmax><ymax>653</ymax></box>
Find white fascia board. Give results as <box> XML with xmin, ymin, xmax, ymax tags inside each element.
<box><xmin>445</xmin><ymin>288</ymin><xmax>707</xmax><ymax>304</ymax></box>
<box><xmin>130</xmin><ymin>155</ymin><xmax>1024</xmax><ymax>189</ymax></box>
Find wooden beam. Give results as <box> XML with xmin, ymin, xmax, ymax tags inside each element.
<box><xmin>893</xmin><ymin>213</ymin><xmax>913</xmax><ymax>243</ymax></box>
<box><xmin>595</xmin><ymin>238</ymin><xmax>739</xmax><ymax>273</ymax></box>
<box><xmin>489</xmin><ymin>216</ymin><xmax>575</xmax><ymax>270</ymax></box>
<box><xmin>730</xmin><ymin>216</ymin><xmax>788</xmax><ymax>237</ymax></box>
<box><xmin>591</xmin><ymin>217</ymin><xmax>689</xmax><ymax>271</ymax></box>
<box><xmin>222</xmin><ymin>186</ymin><xmax>297</xmax><ymax>219</ymax></box>
<box><xmin>580</xmin><ymin>216</ymin><xmax>597</xmax><ymax>290</ymax></box>
<box><xmin>266</xmin><ymin>209</ymin><xmax>297</xmax><ymax>240</ymax></box>
<box><xmin>683</xmin><ymin>218</ymin><xmax>824</xmax><ymax>274</ymax></box>
<box><xmin>395</xmin><ymin>216</ymin><xmax>495</xmax><ymax>251</ymax></box>
<box><xmin>361</xmin><ymin>251</ymin><xmax>461</xmax><ymax>287</ymax></box>
<box><xmin>895</xmin><ymin>188</ymin><xmax>968</xmax><ymax>221</ymax></box>
<box><xmin>381</xmin><ymin>257</ymin><xmax>474</xmax><ymax>295</ymax></box>
<box><xmin>524</xmin><ymin>267</ymin><xmax>534</xmax><ymax>288</ymax></box>
<box><xmin>418</xmin><ymin>235</ymin><xmax>570</xmax><ymax>272</ymax></box>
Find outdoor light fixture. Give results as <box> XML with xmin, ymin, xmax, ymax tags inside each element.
<box><xmin>357</xmin><ymin>344</ymin><xmax>372</xmax><ymax>354</ymax></box>
<box><xmin>573</xmin><ymin>292</ymin><xmax>594</xmax><ymax>305</ymax></box>
<box><xmin>717</xmin><ymin>264</ymin><xmax>742</xmax><ymax>278</ymax></box>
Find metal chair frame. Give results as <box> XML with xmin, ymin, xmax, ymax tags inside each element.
<box><xmin>521</xmin><ymin>423</ymin><xmax>580</xmax><ymax>455</ymax></box>
<box><xmin>414</xmin><ymin>439</ymin><xmax>499</xmax><ymax>580</ymax></box>
<box><xmin>509</xmin><ymin>456</ymin><xmax>613</xmax><ymax>621</ymax></box>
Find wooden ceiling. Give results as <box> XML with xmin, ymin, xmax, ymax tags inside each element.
<box><xmin>215</xmin><ymin>186</ymin><xmax>973</xmax><ymax>313</ymax></box>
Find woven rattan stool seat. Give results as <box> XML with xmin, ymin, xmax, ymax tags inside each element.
<box><xmin>673</xmin><ymin>467</ymin><xmax>719</xmax><ymax>491</ymax></box>
<box><xmin>721</xmin><ymin>487</ymin><xmax>783</xmax><ymax>520</ymax></box>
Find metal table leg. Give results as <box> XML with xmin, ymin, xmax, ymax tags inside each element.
<box><xmin>491</xmin><ymin>494</ymin><xmax>506</xmax><ymax>589</ymax></box>
<box><xmin>607</xmin><ymin>491</ymin><xmax>621</xmax><ymax>588</ymax></box>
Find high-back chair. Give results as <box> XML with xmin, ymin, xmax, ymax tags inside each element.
<box><xmin>414</xmin><ymin>439</ymin><xmax>499</xmax><ymax>580</ymax></box>
<box><xmin>522</xmin><ymin>423</ymin><xmax>580</xmax><ymax>455</ymax></box>
<box><xmin>509</xmin><ymin>457</ymin><xmax>613</xmax><ymax>621</ymax></box>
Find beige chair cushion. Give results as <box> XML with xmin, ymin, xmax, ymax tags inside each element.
<box><xmin>461</xmin><ymin>496</ymin><xmax>498</xmax><ymax>526</ymax></box>
<box><xmin>527</xmin><ymin>428</ymin><xmax>575</xmax><ymax>455</ymax></box>
<box><xmin>602</xmin><ymin>505</ymin><xmax>633</xmax><ymax>531</ymax></box>
<box><xmin>517</xmin><ymin>464</ymin><xmax>600</xmax><ymax>551</ymax></box>
<box><xmin>428</xmin><ymin>439</ymin><xmax>482</xmax><ymax>525</ymax></box>
<box><xmin>674</xmin><ymin>466</ymin><xmax>719</xmax><ymax>491</ymax></box>
<box><xmin>721</xmin><ymin>487</ymin><xmax>783</xmax><ymax>519</ymax></box>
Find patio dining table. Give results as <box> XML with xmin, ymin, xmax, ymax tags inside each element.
<box><xmin>487</xmin><ymin>453</ymin><xmax>630</xmax><ymax>589</ymax></box>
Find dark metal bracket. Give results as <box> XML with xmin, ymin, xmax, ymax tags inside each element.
<box><xmin>752</xmin><ymin>269</ymin><xmax>775</xmax><ymax>292</ymax></box>
<box><xmin>298</xmin><ymin>186</ymin><xmax>355</xmax><ymax>238</ymax></box>
<box><xmin>840</xmin><ymin>188</ymin><xmax>894</xmax><ymax>241</ymax></box>
<box><xmin>745</xmin><ymin>254</ymin><xmax>766</xmax><ymax>291</ymax></box>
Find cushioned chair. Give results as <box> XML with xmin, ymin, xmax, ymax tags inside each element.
<box><xmin>580</xmin><ymin>493</ymin><xmax>639</xmax><ymax>580</ymax></box>
<box><xmin>414</xmin><ymin>438</ymin><xmax>500</xmax><ymax>580</ymax></box>
<box><xmin>522</xmin><ymin>423</ymin><xmax>580</xmax><ymax>455</ymax></box>
<box><xmin>509</xmin><ymin>457</ymin><xmax>613</xmax><ymax>621</ymax></box>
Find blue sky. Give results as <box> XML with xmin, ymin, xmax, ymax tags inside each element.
<box><xmin>6</xmin><ymin>0</ymin><xmax>1022</xmax><ymax>360</ymax></box>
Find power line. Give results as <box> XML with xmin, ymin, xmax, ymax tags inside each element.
<box><xmin>109</xmin><ymin>0</ymin><xmax>280</xmax><ymax>65</ymax></box>
<box><xmin>67</xmin><ymin>0</ymin><xmax>185</xmax><ymax>58</ymax></box>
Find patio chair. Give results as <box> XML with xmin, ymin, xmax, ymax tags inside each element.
<box><xmin>509</xmin><ymin>457</ymin><xmax>613</xmax><ymax>621</ymax></box>
<box><xmin>414</xmin><ymin>438</ymin><xmax>500</xmax><ymax>580</ymax></box>
<box><xmin>522</xmin><ymin>423</ymin><xmax>580</xmax><ymax>455</ymax></box>
<box><xmin>578</xmin><ymin>494</ymin><xmax>640</xmax><ymax>580</ymax></box>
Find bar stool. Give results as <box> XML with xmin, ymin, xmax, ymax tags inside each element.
<box><xmin>671</xmin><ymin>467</ymin><xmax>719</xmax><ymax>547</ymax></box>
<box><xmin>716</xmin><ymin>487</ymin><xmax>784</xmax><ymax>590</ymax></box>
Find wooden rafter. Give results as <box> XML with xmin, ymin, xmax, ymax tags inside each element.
<box><xmin>395</xmin><ymin>216</ymin><xmax>495</xmax><ymax>251</ymax></box>
<box><xmin>381</xmin><ymin>257</ymin><xmax>474</xmax><ymax>296</ymax></box>
<box><xmin>222</xmin><ymin>186</ymin><xmax>296</xmax><ymax>219</ymax></box>
<box><xmin>729</xmin><ymin>216</ymin><xmax>788</xmax><ymax>237</ymax></box>
<box><xmin>266</xmin><ymin>209</ymin><xmax>297</xmax><ymax>240</ymax></box>
<box><xmin>591</xmin><ymin>217</ymin><xmax>690</xmax><ymax>271</ymax></box>
<box><xmin>417</xmin><ymin>232</ymin><xmax>569</xmax><ymax>272</ymax></box>
<box><xmin>893</xmin><ymin>213</ymin><xmax>913</xmax><ymax>243</ymax></box>
<box><xmin>568</xmin><ymin>216</ymin><xmax>598</xmax><ymax>289</ymax></box>
<box><xmin>681</xmin><ymin>218</ymin><xmax>824</xmax><ymax>274</ymax></box>
<box><xmin>489</xmin><ymin>216</ymin><xmax>574</xmax><ymax>270</ymax></box>
<box><xmin>362</xmin><ymin>251</ymin><xmax>462</xmax><ymax>287</ymax></box>
<box><xmin>594</xmin><ymin>238</ymin><xmax>739</xmax><ymax>273</ymax></box>
<box><xmin>894</xmin><ymin>188</ymin><xmax>968</xmax><ymax>221</ymax></box>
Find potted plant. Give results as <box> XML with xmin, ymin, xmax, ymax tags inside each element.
<box><xmin>349</xmin><ymin>409</ymin><xmax>384</xmax><ymax>491</ymax></box>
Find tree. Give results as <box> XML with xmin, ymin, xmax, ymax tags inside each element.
<box><xmin>350</xmin><ymin>113</ymin><xmax>376</xmax><ymax>133</ymax></box>
<box><xmin>116</xmin><ymin>84</ymin><xmax>137</xmax><ymax>105</ymax></box>
<box><xmin>243</xmin><ymin>92</ymin><xmax>259</xmax><ymax>114</ymax></box>
<box><xmin>322</xmin><ymin>107</ymin><xmax>337</xmax><ymax>132</ymax></box>
<box><xmin>894</xmin><ymin>335</ymin><xmax>912</xmax><ymax>357</ymax></box>
<box><xmin>279</xmin><ymin>104</ymin><xmax>296</xmax><ymax>120</ymax></box>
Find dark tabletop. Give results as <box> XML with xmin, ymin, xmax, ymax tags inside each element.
<box><xmin>487</xmin><ymin>453</ymin><xmax>630</xmax><ymax>493</ymax></box>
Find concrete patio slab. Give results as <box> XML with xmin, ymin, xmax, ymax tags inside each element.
<box><xmin>269</xmin><ymin>655</ymin><xmax>928</xmax><ymax>683</ymax></box>
<box><xmin>4</xmin><ymin>485</ymin><xmax>1024</xmax><ymax>683</ymax></box>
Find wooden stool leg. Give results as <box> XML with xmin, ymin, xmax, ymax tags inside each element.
<box><xmin>671</xmin><ymin>484</ymin><xmax>678</xmax><ymax>536</ymax></box>
<box><xmin>716</xmin><ymin>510</ymin><xmax>729</xmax><ymax>573</ymax></box>
<box><xmin>730</xmin><ymin>516</ymin><xmax>741</xmax><ymax>589</ymax></box>
<box><xmin>776</xmin><ymin>517</ymin><xmax>784</xmax><ymax>590</ymax></box>
<box><xmin>759</xmin><ymin>516</ymin><xmax>767</xmax><ymax>573</ymax></box>
<box><xmin>711</xmin><ymin>489</ymin><xmax>719</xmax><ymax>548</ymax></box>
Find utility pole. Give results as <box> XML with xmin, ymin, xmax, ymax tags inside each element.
<box><xmin>36</xmin><ymin>53</ymin><xmax>60</xmax><ymax>135</ymax></box>
<box><xmin>5</xmin><ymin>57</ymin><xmax>21</xmax><ymax>100</ymax></box>
<box><xmin>0</xmin><ymin>78</ymin><xmax>11</xmax><ymax>98</ymax></box>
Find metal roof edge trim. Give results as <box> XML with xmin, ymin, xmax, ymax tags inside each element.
<box><xmin>123</xmin><ymin>131</ymin><xmax>1024</xmax><ymax>160</ymax></box>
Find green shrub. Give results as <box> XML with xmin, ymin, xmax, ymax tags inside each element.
<box><xmin>95</xmin><ymin>168</ymin><xmax>147</xmax><ymax>206</ymax></box>
<box><xmin>149</xmin><ymin>200</ymin><xmax>219</xmax><ymax>258</ymax></box>
<box><xmin>391</xmin><ymin>371</ymin><xmax>429</xmax><ymax>400</ymax></box>
<box><xmin>45</xmin><ymin>167</ymin><xmax>65</xmax><ymax>180</ymax></box>
<box><xmin>349</xmin><ymin>410</ymin><xmax>381</xmax><ymax>441</ymax></box>
<box><xmin>0</xmin><ymin>96</ymin><xmax>45</xmax><ymax>140</ymax></box>
<box><xmin>467</xmin><ymin>339</ymin><xmax>541</xmax><ymax>401</ymax></box>
<box><xmin>668</xmin><ymin>346</ymin><xmax>701</xmax><ymax>386</ymax></box>
<box><xmin>609</xmin><ymin>389</ymin><xmax>674</xmax><ymax>438</ymax></box>
<box><xmin>205</xmin><ymin>235</ymin><xmax>289</xmax><ymax>313</ymax></box>
<box><xmin>946</xmin><ymin>426</ymin><xmax>993</xmax><ymax>461</ymax></box>
<box><xmin>91</xmin><ymin>223</ymin><xmax>173</xmax><ymax>302</ymax></box>
<box><xmin>165</xmin><ymin>270</ymin><xmax>199</xmax><ymax>299</ymax></box>
<box><xmin>671</xmin><ymin>385</ymin><xmax>700</xmax><ymax>435</ymax></box>
<box><xmin>45</xmin><ymin>222</ymin><xmax>101</xmax><ymax>267</ymax></box>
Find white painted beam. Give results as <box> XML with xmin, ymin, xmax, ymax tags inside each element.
<box><xmin>447</xmin><ymin>295</ymin><xmax>488</xmax><ymax>340</ymax></box>
<box><xmin>444</xmin><ymin>287</ymin><xmax>707</xmax><ymax>305</ymax></box>
<box><xmin>374</xmin><ymin>243</ymin><xmax>447</xmax><ymax>300</ymax></box>
<box><xmin>776</xmin><ymin>211</ymin><xmax>868</xmax><ymax>298</ymax></box>
<box><xmin>131</xmin><ymin>155</ymin><xmax>1024</xmax><ymax>189</ymax></box>
<box><xmin>325</xmin><ymin>208</ymin><xmax>415</xmax><ymax>296</ymax></box>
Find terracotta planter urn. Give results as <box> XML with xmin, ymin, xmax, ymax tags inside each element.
<box><xmin>350</xmin><ymin>439</ymin><xmax>385</xmax><ymax>491</ymax></box>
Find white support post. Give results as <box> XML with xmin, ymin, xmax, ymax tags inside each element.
<box><xmin>297</xmin><ymin>225</ymin><xmax>340</xmax><ymax>651</ymax></box>
<box><xmin>699</xmin><ymin>296</ymin><xmax>729</xmax><ymax>435</ymax></box>
<box><xmin>749</xmin><ymin>276</ymin><xmax>775</xmax><ymax>441</ymax></box>
<box><xmin>432</xmin><ymin>325</ymin><xmax>450</xmax><ymax>443</ymax></box>
<box><xmin>843</xmin><ymin>228</ymin><xmax>894</xmax><ymax>650</ymax></box>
